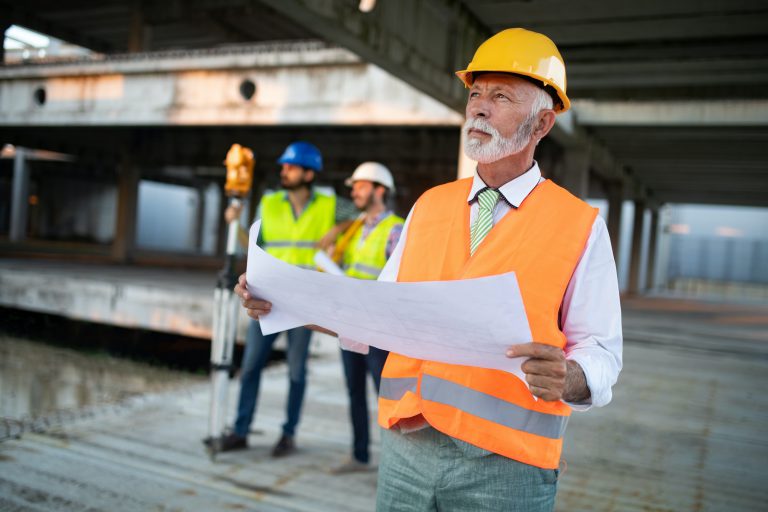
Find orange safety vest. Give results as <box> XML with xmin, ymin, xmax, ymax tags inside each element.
<box><xmin>377</xmin><ymin>178</ymin><xmax>598</xmax><ymax>469</ymax></box>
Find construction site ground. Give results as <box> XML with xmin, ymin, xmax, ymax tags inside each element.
<box><xmin>1</xmin><ymin>281</ymin><xmax>767</xmax><ymax>511</ymax></box>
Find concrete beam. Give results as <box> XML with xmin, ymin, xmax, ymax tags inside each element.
<box><xmin>546</xmin><ymin>112</ymin><xmax>631</xmax><ymax>195</ymax></box>
<box><xmin>0</xmin><ymin>261</ymin><xmax>249</xmax><ymax>341</ymax></box>
<box><xmin>553</xmin><ymin>143</ymin><xmax>591</xmax><ymax>199</ymax></box>
<box><xmin>588</xmin><ymin>141</ymin><xmax>627</xmax><ymax>184</ymax></box>
<box><xmin>258</xmin><ymin>0</ymin><xmax>488</xmax><ymax>112</ymax></box>
<box><xmin>0</xmin><ymin>42</ymin><xmax>362</xmax><ymax>79</ymax></box>
<box><xmin>471</xmin><ymin>0</ymin><xmax>766</xmax><ymax>26</ymax></box>
<box><xmin>569</xmin><ymin>58</ymin><xmax>768</xmax><ymax>93</ymax></box>
<box><xmin>574</xmin><ymin>100</ymin><xmax>768</xmax><ymax>127</ymax></box>
<box><xmin>0</xmin><ymin>43</ymin><xmax>462</xmax><ymax>127</ymax></box>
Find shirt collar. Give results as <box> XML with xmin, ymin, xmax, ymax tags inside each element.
<box><xmin>467</xmin><ymin>161</ymin><xmax>543</xmax><ymax>209</ymax></box>
<box><xmin>280</xmin><ymin>187</ymin><xmax>316</xmax><ymax>203</ymax></box>
<box><xmin>365</xmin><ymin>210</ymin><xmax>391</xmax><ymax>226</ymax></box>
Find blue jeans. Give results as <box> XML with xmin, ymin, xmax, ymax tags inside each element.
<box><xmin>377</xmin><ymin>427</ymin><xmax>558</xmax><ymax>511</ymax></box>
<box><xmin>233</xmin><ymin>321</ymin><xmax>312</xmax><ymax>438</ymax></box>
<box><xmin>340</xmin><ymin>346</ymin><xmax>389</xmax><ymax>463</ymax></box>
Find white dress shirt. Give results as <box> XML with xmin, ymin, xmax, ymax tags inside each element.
<box><xmin>378</xmin><ymin>162</ymin><xmax>623</xmax><ymax>410</ymax></box>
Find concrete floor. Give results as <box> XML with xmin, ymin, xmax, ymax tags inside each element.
<box><xmin>558</xmin><ymin>297</ymin><xmax>768</xmax><ymax>511</ymax></box>
<box><xmin>1</xmin><ymin>292</ymin><xmax>767</xmax><ymax>511</ymax></box>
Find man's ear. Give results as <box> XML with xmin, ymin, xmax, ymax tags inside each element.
<box><xmin>303</xmin><ymin>170</ymin><xmax>316</xmax><ymax>183</ymax></box>
<box><xmin>534</xmin><ymin>110</ymin><xmax>557</xmax><ymax>141</ymax></box>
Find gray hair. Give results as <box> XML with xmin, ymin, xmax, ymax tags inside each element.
<box><xmin>530</xmin><ymin>86</ymin><xmax>554</xmax><ymax>116</ymax></box>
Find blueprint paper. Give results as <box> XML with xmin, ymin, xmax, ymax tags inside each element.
<box><xmin>313</xmin><ymin>250</ymin><xmax>345</xmax><ymax>276</ymax></box>
<box><xmin>245</xmin><ymin>221</ymin><xmax>532</xmax><ymax>381</ymax></box>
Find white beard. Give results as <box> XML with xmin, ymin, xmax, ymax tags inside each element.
<box><xmin>462</xmin><ymin>115</ymin><xmax>536</xmax><ymax>163</ymax></box>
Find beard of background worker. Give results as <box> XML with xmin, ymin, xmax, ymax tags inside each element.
<box><xmin>280</xmin><ymin>163</ymin><xmax>314</xmax><ymax>190</ymax></box>
<box><xmin>224</xmin><ymin>163</ymin><xmax>315</xmax><ymax>226</ymax></box>
<box><xmin>350</xmin><ymin>180</ymin><xmax>385</xmax><ymax>213</ymax></box>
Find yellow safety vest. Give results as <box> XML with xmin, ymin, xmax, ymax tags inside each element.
<box><xmin>259</xmin><ymin>190</ymin><xmax>336</xmax><ymax>268</ymax></box>
<box><xmin>343</xmin><ymin>213</ymin><xmax>404</xmax><ymax>280</ymax></box>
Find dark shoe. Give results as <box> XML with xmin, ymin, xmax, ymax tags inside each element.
<box><xmin>271</xmin><ymin>434</ymin><xmax>296</xmax><ymax>457</ymax></box>
<box><xmin>216</xmin><ymin>432</ymin><xmax>248</xmax><ymax>452</ymax></box>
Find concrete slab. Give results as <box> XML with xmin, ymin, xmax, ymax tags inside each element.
<box><xmin>0</xmin><ymin>258</ymin><xmax>249</xmax><ymax>341</ymax></box>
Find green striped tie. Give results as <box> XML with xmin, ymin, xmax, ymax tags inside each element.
<box><xmin>470</xmin><ymin>188</ymin><xmax>500</xmax><ymax>255</ymax></box>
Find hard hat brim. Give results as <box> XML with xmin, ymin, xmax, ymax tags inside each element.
<box><xmin>455</xmin><ymin>69</ymin><xmax>570</xmax><ymax>113</ymax></box>
<box><xmin>344</xmin><ymin>176</ymin><xmax>395</xmax><ymax>192</ymax></box>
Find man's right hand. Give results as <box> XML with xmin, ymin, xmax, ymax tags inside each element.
<box><xmin>234</xmin><ymin>273</ymin><xmax>272</xmax><ymax>321</ymax></box>
<box><xmin>316</xmin><ymin>230</ymin><xmax>338</xmax><ymax>252</ymax></box>
<box><xmin>224</xmin><ymin>204</ymin><xmax>243</xmax><ymax>224</ymax></box>
<box><xmin>316</xmin><ymin>219</ymin><xmax>355</xmax><ymax>251</ymax></box>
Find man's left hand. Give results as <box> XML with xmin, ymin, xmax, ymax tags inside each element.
<box><xmin>506</xmin><ymin>343</ymin><xmax>589</xmax><ymax>403</ymax></box>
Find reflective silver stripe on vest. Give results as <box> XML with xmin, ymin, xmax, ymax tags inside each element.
<box><xmin>351</xmin><ymin>262</ymin><xmax>383</xmax><ymax>276</ymax></box>
<box><xmin>380</xmin><ymin>377</ymin><xmax>418</xmax><ymax>400</ymax></box>
<box><xmin>263</xmin><ymin>241</ymin><xmax>317</xmax><ymax>249</ymax></box>
<box><xmin>421</xmin><ymin>374</ymin><xmax>568</xmax><ymax>440</ymax></box>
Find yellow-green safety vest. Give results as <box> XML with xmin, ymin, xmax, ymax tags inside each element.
<box><xmin>260</xmin><ymin>190</ymin><xmax>336</xmax><ymax>268</ymax></box>
<box><xmin>343</xmin><ymin>213</ymin><xmax>404</xmax><ymax>280</ymax></box>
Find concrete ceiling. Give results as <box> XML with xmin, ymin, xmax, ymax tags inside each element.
<box><xmin>2</xmin><ymin>0</ymin><xmax>767</xmax><ymax>207</ymax></box>
<box><xmin>466</xmin><ymin>0</ymin><xmax>768</xmax><ymax>102</ymax></box>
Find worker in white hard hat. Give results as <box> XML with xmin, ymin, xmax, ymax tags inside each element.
<box><xmin>324</xmin><ymin>161</ymin><xmax>404</xmax><ymax>474</ymax></box>
<box><xmin>235</xmin><ymin>28</ymin><xmax>622</xmax><ymax>510</ymax></box>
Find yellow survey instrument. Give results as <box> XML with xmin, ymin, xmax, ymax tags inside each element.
<box><xmin>224</xmin><ymin>143</ymin><xmax>255</xmax><ymax>198</ymax></box>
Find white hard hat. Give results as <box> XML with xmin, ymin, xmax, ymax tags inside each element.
<box><xmin>344</xmin><ymin>162</ymin><xmax>395</xmax><ymax>191</ymax></box>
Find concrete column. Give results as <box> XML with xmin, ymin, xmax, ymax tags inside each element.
<box><xmin>215</xmin><ymin>186</ymin><xmax>227</xmax><ymax>256</ymax></box>
<box><xmin>194</xmin><ymin>185</ymin><xmax>206</xmax><ymax>252</ymax></box>
<box><xmin>1</xmin><ymin>23</ymin><xmax>9</xmax><ymax>65</ymax></box>
<box><xmin>556</xmin><ymin>145</ymin><xmax>591</xmax><ymax>199</ymax></box>
<box><xmin>627</xmin><ymin>200</ymin><xmax>646</xmax><ymax>295</ymax></box>
<box><xmin>645</xmin><ymin>209</ymin><xmax>660</xmax><ymax>291</ymax></box>
<box><xmin>10</xmin><ymin>148</ymin><xmax>30</xmax><ymax>242</ymax></box>
<box><xmin>606</xmin><ymin>180</ymin><xmax>624</xmax><ymax>261</ymax></box>
<box><xmin>128</xmin><ymin>2</ymin><xmax>148</xmax><ymax>53</ymax></box>
<box><xmin>456</xmin><ymin>128</ymin><xmax>476</xmax><ymax>180</ymax></box>
<box><xmin>111</xmin><ymin>155</ymin><xmax>140</xmax><ymax>262</ymax></box>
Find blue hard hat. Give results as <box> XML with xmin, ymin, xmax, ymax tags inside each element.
<box><xmin>276</xmin><ymin>141</ymin><xmax>323</xmax><ymax>172</ymax></box>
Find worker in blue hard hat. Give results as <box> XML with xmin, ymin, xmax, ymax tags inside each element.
<box><xmin>216</xmin><ymin>141</ymin><xmax>356</xmax><ymax>457</ymax></box>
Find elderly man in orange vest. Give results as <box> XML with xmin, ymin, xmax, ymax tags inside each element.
<box><xmin>236</xmin><ymin>28</ymin><xmax>622</xmax><ymax>511</ymax></box>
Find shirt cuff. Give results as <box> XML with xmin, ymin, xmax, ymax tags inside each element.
<box><xmin>564</xmin><ymin>352</ymin><xmax>614</xmax><ymax>411</ymax></box>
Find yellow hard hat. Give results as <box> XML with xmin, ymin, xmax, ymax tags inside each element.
<box><xmin>455</xmin><ymin>28</ymin><xmax>570</xmax><ymax>113</ymax></box>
